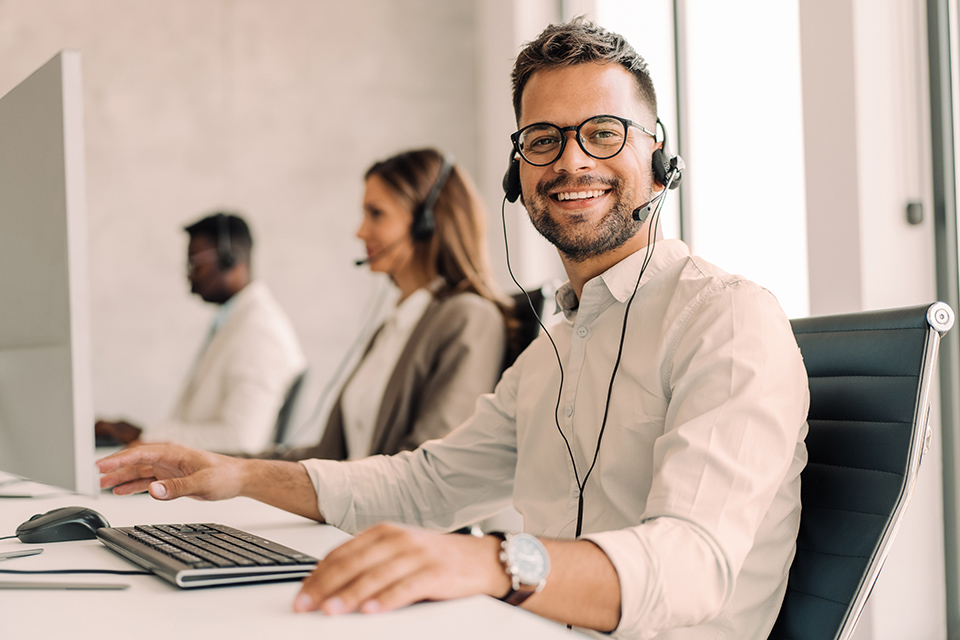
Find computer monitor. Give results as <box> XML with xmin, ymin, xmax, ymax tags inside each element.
<box><xmin>0</xmin><ymin>50</ymin><xmax>96</xmax><ymax>496</ymax></box>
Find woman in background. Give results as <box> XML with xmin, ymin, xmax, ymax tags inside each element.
<box><xmin>276</xmin><ymin>148</ymin><xmax>512</xmax><ymax>461</ymax></box>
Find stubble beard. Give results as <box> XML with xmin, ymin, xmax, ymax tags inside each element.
<box><xmin>526</xmin><ymin>174</ymin><xmax>647</xmax><ymax>263</ymax></box>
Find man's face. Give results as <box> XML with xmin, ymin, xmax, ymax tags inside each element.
<box><xmin>186</xmin><ymin>235</ymin><xmax>228</xmax><ymax>303</ymax></box>
<box><xmin>517</xmin><ymin>63</ymin><xmax>658</xmax><ymax>262</ymax></box>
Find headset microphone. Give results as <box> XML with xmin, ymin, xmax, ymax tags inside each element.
<box><xmin>632</xmin><ymin>191</ymin><xmax>664</xmax><ymax>223</ymax></box>
<box><xmin>353</xmin><ymin>234</ymin><xmax>410</xmax><ymax>267</ymax></box>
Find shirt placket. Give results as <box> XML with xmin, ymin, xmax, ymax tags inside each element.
<box><xmin>562</xmin><ymin>288</ymin><xmax>603</xmax><ymax>483</ymax></box>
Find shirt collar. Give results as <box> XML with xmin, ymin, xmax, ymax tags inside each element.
<box><xmin>388</xmin><ymin>286</ymin><xmax>435</xmax><ymax>332</ymax></box>
<box><xmin>554</xmin><ymin>239</ymin><xmax>692</xmax><ymax>319</ymax></box>
<box><xmin>212</xmin><ymin>281</ymin><xmax>249</xmax><ymax>332</ymax></box>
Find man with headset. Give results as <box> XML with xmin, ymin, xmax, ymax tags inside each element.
<box><xmin>95</xmin><ymin>212</ymin><xmax>306</xmax><ymax>455</ymax></box>
<box><xmin>99</xmin><ymin>20</ymin><xmax>808</xmax><ymax>639</ymax></box>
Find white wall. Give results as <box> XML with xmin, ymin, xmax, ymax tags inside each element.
<box><xmin>0</xmin><ymin>0</ymin><xmax>483</xmax><ymax>442</ymax></box>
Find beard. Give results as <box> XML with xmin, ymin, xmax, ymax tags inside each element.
<box><xmin>525</xmin><ymin>174</ymin><xmax>648</xmax><ymax>263</ymax></box>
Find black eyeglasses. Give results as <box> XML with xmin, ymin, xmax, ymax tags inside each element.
<box><xmin>510</xmin><ymin>115</ymin><xmax>656</xmax><ymax>167</ymax></box>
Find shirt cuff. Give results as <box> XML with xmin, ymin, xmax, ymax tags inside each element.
<box><xmin>299</xmin><ymin>459</ymin><xmax>357</xmax><ymax>532</ymax></box>
<box><xmin>583</xmin><ymin>518</ymin><xmax>730</xmax><ymax>640</ymax></box>
<box><xmin>582</xmin><ymin>528</ymin><xmax>656</xmax><ymax>639</ymax></box>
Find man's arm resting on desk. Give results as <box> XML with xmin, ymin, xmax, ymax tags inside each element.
<box><xmin>292</xmin><ymin>523</ymin><xmax>622</xmax><ymax>633</ymax></box>
<box><xmin>97</xmin><ymin>443</ymin><xmax>323</xmax><ymax>522</ymax></box>
<box><xmin>98</xmin><ymin>445</ymin><xmax>622</xmax><ymax>630</ymax></box>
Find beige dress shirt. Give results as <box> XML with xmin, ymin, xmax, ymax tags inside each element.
<box><xmin>146</xmin><ymin>281</ymin><xmax>306</xmax><ymax>454</ymax></box>
<box><xmin>301</xmin><ymin>240</ymin><xmax>808</xmax><ymax>639</ymax></box>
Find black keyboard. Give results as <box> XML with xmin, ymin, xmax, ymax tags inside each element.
<box><xmin>97</xmin><ymin>523</ymin><xmax>318</xmax><ymax>588</ymax></box>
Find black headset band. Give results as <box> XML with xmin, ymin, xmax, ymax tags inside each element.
<box><xmin>412</xmin><ymin>153</ymin><xmax>456</xmax><ymax>240</ymax></box>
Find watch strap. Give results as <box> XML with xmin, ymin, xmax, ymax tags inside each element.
<box><xmin>489</xmin><ymin>531</ymin><xmax>539</xmax><ymax>606</ymax></box>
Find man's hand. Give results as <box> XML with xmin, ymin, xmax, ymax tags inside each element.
<box><xmin>293</xmin><ymin>524</ymin><xmax>510</xmax><ymax>615</ymax></box>
<box><xmin>97</xmin><ymin>444</ymin><xmax>323</xmax><ymax>520</ymax></box>
<box><xmin>97</xmin><ymin>443</ymin><xmax>247</xmax><ymax>501</ymax></box>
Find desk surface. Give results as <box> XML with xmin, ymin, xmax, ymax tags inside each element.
<box><xmin>0</xmin><ymin>488</ymin><xmax>582</xmax><ymax>640</ymax></box>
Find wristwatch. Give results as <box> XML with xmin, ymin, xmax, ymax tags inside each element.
<box><xmin>490</xmin><ymin>531</ymin><xmax>550</xmax><ymax>606</ymax></box>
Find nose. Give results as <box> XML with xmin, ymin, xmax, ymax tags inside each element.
<box><xmin>552</xmin><ymin>131</ymin><xmax>595</xmax><ymax>175</ymax></box>
<box><xmin>356</xmin><ymin>215</ymin><xmax>370</xmax><ymax>241</ymax></box>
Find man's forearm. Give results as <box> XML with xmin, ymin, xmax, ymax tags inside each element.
<box><xmin>518</xmin><ymin>539</ymin><xmax>622</xmax><ymax>632</ymax></box>
<box><xmin>240</xmin><ymin>459</ymin><xmax>325</xmax><ymax>522</ymax></box>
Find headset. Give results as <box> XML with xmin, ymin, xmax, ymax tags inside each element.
<box><xmin>502</xmin><ymin>118</ymin><xmax>682</xmax><ymax>204</ymax></box>
<box><xmin>214</xmin><ymin>213</ymin><xmax>237</xmax><ymax>270</ymax></box>
<box><xmin>500</xmin><ymin>117</ymin><xmax>683</xmax><ymax>538</ymax></box>
<box><xmin>410</xmin><ymin>153</ymin><xmax>456</xmax><ymax>241</ymax></box>
<box><xmin>355</xmin><ymin>153</ymin><xmax>457</xmax><ymax>267</ymax></box>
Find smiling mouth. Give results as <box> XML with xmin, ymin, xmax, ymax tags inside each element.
<box><xmin>552</xmin><ymin>189</ymin><xmax>609</xmax><ymax>202</ymax></box>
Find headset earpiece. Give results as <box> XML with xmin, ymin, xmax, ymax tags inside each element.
<box><xmin>215</xmin><ymin>213</ymin><xmax>237</xmax><ymax>270</ymax></box>
<box><xmin>411</xmin><ymin>153</ymin><xmax>455</xmax><ymax>241</ymax></box>
<box><xmin>652</xmin><ymin>119</ymin><xmax>683</xmax><ymax>190</ymax></box>
<box><xmin>502</xmin><ymin>149</ymin><xmax>521</xmax><ymax>203</ymax></box>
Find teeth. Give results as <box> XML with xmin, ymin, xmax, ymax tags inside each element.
<box><xmin>556</xmin><ymin>190</ymin><xmax>605</xmax><ymax>201</ymax></box>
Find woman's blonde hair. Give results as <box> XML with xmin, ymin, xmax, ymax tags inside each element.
<box><xmin>365</xmin><ymin>148</ymin><xmax>506</xmax><ymax>308</ymax></box>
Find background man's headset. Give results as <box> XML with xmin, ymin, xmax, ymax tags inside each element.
<box><xmin>500</xmin><ymin>119</ymin><xmax>684</xmax><ymax>537</ymax></box>
<box><xmin>214</xmin><ymin>212</ymin><xmax>237</xmax><ymax>270</ymax></box>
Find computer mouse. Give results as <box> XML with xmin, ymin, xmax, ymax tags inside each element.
<box><xmin>16</xmin><ymin>506</ymin><xmax>111</xmax><ymax>543</ymax></box>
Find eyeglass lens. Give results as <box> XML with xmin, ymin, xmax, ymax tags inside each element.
<box><xmin>517</xmin><ymin>116</ymin><xmax>628</xmax><ymax>166</ymax></box>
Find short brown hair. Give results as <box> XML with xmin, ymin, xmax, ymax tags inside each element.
<box><xmin>511</xmin><ymin>18</ymin><xmax>658</xmax><ymax>123</ymax></box>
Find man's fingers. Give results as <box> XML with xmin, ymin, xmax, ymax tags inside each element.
<box><xmin>359</xmin><ymin>567</ymin><xmax>440</xmax><ymax>613</ymax></box>
<box><xmin>96</xmin><ymin>445</ymin><xmax>167</xmax><ymax>472</ymax></box>
<box><xmin>99</xmin><ymin>463</ymin><xmax>159</xmax><ymax>490</ymax></box>
<box><xmin>109</xmin><ymin>478</ymin><xmax>155</xmax><ymax>496</ymax></box>
<box><xmin>322</xmin><ymin>550</ymin><xmax>427</xmax><ymax>614</ymax></box>
<box><xmin>297</xmin><ymin>528</ymin><xmax>400</xmax><ymax>610</ymax></box>
<box><xmin>154</xmin><ymin>475</ymin><xmax>201</xmax><ymax>500</ymax></box>
<box><xmin>296</xmin><ymin>524</ymin><xmax>461</xmax><ymax>616</ymax></box>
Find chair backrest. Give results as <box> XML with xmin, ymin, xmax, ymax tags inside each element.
<box><xmin>272</xmin><ymin>370</ymin><xmax>307</xmax><ymax>446</ymax></box>
<box><xmin>768</xmin><ymin>302</ymin><xmax>953</xmax><ymax>640</ymax></box>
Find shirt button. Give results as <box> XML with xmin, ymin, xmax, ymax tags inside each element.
<box><xmin>565</xmin><ymin>404</ymin><xmax>574</xmax><ymax>417</ymax></box>
<box><xmin>572</xmin><ymin>487</ymin><xmax>580</xmax><ymax>498</ymax></box>
<box><xmin>576</xmin><ymin>326</ymin><xmax>589</xmax><ymax>338</ymax></box>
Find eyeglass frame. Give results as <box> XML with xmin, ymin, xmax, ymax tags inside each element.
<box><xmin>509</xmin><ymin>114</ymin><xmax>657</xmax><ymax>167</ymax></box>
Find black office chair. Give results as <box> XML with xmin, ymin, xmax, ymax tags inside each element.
<box><xmin>272</xmin><ymin>370</ymin><xmax>307</xmax><ymax>446</ymax></box>
<box><xmin>768</xmin><ymin>302</ymin><xmax>954</xmax><ymax>640</ymax></box>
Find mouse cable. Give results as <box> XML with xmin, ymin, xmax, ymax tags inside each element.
<box><xmin>0</xmin><ymin>568</ymin><xmax>152</xmax><ymax>575</ymax></box>
<box><xmin>0</xmin><ymin>535</ymin><xmax>16</xmax><ymax>540</ymax></box>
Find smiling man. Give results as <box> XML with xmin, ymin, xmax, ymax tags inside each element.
<box><xmin>98</xmin><ymin>20</ymin><xmax>808</xmax><ymax>639</ymax></box>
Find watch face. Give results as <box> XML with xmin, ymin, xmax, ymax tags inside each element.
<box><xmin>506</xmin><ymin>533</ymin><xmax>550</xmax><ymax>584</ymax></box>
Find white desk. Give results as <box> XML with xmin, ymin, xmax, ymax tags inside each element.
<box><xmin>0</xmin><ymin>490</ymin><xmax>583</xmax><ymax>639</ymax></box>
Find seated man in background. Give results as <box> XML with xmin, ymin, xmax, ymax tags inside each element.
<box><xmin>96</xmin><ymin>212</ymin><xmax>306</xmax><ymax>455</ymax></box>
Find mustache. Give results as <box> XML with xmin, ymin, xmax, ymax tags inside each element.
<box><xmin>536</xmin><ymin>174</ymin><xmax>621</xmax><ymax>198</ymax></box>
